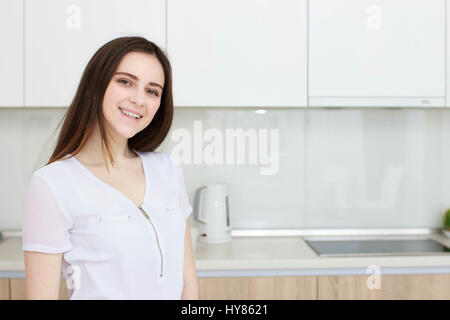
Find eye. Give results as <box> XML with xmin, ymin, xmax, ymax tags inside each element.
<box><xmin>147</xmin><ymin>89</ymin><xmax>159</xmax><ymax>97</ymax></box>
<box><xmin>118</xmin><ymin>79</ymin><xmax>132</xmax><ymax>86</ymax></box>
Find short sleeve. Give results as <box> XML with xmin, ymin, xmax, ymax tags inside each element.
<box><xmin>22</xmin><ymin>172</ymin><xmax>73</xmax><ymax>254</ymax></box>
<box><xmin>169</xmin><ymin>154</ymin><xmax>193</xmax><ymax>220</ymax></box>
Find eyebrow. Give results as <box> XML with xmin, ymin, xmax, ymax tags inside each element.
<box><xmin>114</xmin><ymin>72</ymin><xmax>163</xmax><ymax>90</ymax></box>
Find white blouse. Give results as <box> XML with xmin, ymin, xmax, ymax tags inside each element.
<box><xmin>22</xmin><ymin>151</ymin><xmax>193</xmax><ymax>300</ymax></box>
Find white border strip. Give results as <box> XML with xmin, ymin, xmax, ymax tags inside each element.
<box><xmin>3</xmin><ymin>228</ymin><xmax>440</xmax><ymax>238</ymax></box>
<box><xmin>231</xmin><ymin>228</ymin><xmax>438</xmax><ymax>237</ymax></box>
<box><xmin>4</xmin><ymin>266</ymin><xmax>450</xmax><ymax>278</ymax></box>
<box><xmin>3</xmin><ymin>266</ymin><xmax>450</xmax><ymax>279</ymax></box>
<box><xmin>197</xmin><ymin>266</ymin><xmax>450</xmax><ymax>278</ymax></box>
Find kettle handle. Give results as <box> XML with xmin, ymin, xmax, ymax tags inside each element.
<box><xmin>193</xmin><ymin>186</ymin><xmax>208</xmax><ymax>224</ymax></box>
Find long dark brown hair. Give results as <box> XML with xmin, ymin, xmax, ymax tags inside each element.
<box><xmin>47</xmin><ymin>36</ymin><xmax>173</xmax><ymax>171</ymax></box>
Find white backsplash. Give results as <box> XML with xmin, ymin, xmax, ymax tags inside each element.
<box><xmin>304</xmin><ymin>109</ymin><xmax>450</xmax><ymax>228</ymax></box>
<box><xmin>1</xmin><ymin>107</ymin><xmax>449</xmax><ymax>230</ymax></box>
<box><xmin>161</xmin><ymin>108</ymin><xmax>306</xmax><ymax>229</ymax></box>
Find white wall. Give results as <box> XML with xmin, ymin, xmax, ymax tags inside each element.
<box><xmin>1</xmin><ymin>107</ymin><xmax>450</xmax><ymax>230</ymax></box>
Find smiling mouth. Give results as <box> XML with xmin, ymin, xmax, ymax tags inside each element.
<box><xmin>118</xmin><ymin>107</ymin><xmax>143</xmax><ymax>119</ymax></box>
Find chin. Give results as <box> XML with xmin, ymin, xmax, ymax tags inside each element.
<box><xmin>113</xmin><ymin>125</ymin><xmax>141</xmax><ymax>140</ymax></box>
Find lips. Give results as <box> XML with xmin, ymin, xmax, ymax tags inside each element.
<box><xmin>118</xmin><ymin>108</ymin><xmax>142</xmax><ymax>122</ymax></box>
<box><xmin>118</xmin><ymin>106</ymin><xmax>143</xmax><ymax>118</ymax></box>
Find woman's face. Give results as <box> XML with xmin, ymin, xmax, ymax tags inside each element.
<box><xmin>102</xmin><ymin>51</ymin><xmax>165</xmax><ymax>141</ymax></box>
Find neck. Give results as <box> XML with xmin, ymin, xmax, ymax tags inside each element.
<box><xmin>78</xmin><ymin>123</ymin><xmax>136</xmax><ymax>166</ymax></box>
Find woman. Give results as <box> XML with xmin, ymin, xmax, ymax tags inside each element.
<box><xmin>22</xmin><ymin>37</ymin><xmax>199</xmax><ymax>300</ymax></box>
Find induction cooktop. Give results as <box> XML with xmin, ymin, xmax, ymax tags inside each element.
<box><xmin>304</xmin><ymin>238</ymin><xmax>450</xmax><ymax>257</ymax></box>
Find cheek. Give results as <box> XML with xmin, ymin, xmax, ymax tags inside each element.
<box><xmin>142</xmin><ymin>103</ymin><xmax>161</xmax><ymax>125</ymax></box>
<box><xmin>150</xmin><ymin>101</ymin><xmax>162</xmax><ymax>117</ymax></box>
<box><xmin>103</xmin><ymin>84</ymin><xmax>127</xmax><ymax>109</ymax></box>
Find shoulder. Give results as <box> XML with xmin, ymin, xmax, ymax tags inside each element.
<box><xmin>139</xmin><ymin>151</ymin><xmax>182</xmax><ymax>181</ymax></box>
<box><xmin>34</xmin><ymin>158</ymin><xmax>67</xmax><ymax>177</ymax></box>
<box><xmin>139</xmin><ymin>151</ymin><xmax>179</xmax><ymax>167</ymax></box>
<box><xmin>31</xmin><ymin>156</ymin><xmax>73</xmax><ymax>186</ymax></box>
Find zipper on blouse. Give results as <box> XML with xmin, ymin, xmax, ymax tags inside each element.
<box><xmin>138</xmin><ymin>206</ymin><xmax>164</xmax><ymax>278</ymax></box>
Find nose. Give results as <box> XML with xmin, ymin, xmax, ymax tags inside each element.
<box><xmin>130</xmin><ymin>93</ymin><xmax>145</xmax><ymax>107</ymax></box>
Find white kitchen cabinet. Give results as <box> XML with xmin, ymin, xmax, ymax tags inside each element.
<box><xmin>25</xmin><ymin>0</ymin><xmax>165</xmax><ymax>107</ymax></box>
<box><xmin>309</xmin><ymin>0</ymin><xmax>445</xmax><ymax>107</ymax></box>
<box><xmin>167</xmin><ymin>0</ymin><xmax>308</xmax><ymax>107</ymax></box>
<box><xmin>0</xmin><ymin>0</ymin><xmax>23</xmax><ymax>107</ymax></box>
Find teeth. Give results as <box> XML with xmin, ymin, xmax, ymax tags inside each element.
<box><xmin>120</xmin><ymin>108</ymin><xmax>141</xmax><ymax>119</ymax></box>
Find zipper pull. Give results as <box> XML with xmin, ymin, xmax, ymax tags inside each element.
<box><xmin>138</xmin><ymin>206</ymin><xmax>150</xmax><ymax>219</ymax></box>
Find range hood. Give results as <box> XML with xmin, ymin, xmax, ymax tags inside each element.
<box><xmin>308</xmin><ymin>97</ymin><xmax>446</xmax><ymax>108</ymax></box>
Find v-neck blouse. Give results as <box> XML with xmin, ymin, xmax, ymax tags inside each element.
<box><xmin>70</xmin><ymin>151</ymin><xmax>149</xmax><ymax>208</ymax></box>
<box><xmin>21</xmin><ymin>151</ymin><xmax>193</xmax><ymax>300</ymax></box>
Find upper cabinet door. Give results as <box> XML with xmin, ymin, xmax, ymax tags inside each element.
<box><xmin>309</xmin><ymin>0</ymin><xmax>445</xmax><ymax>107</ymax></box>
<box><xmin>0</xmin><ymin>0</ymin><xmax>23</xmax><ymax>107</ymax></box>
<box><xmin>167</xmin><ymin>0</ymin><xmax>308</xmax><ymax>107</ymax></box>
<box><xmin>25</xmin><ymin>0</ymin><xmax>165</xmax><ymax>107</ymax></box>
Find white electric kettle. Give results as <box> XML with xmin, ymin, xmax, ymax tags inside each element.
<box><xmin>193</xmin><ymin>184</ymin><xmax>231</xmax><ymax>244</ymax></box>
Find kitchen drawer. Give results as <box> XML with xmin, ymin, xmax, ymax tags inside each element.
<box><xmin>198</xmin><ymin>276</ymin><xmax>318</xmax><ymax>300</ymax></box>
<box><xmin>318</xmin><ymin>274</ymin><xmax>450</xmax><ymax>299</ymax></box>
